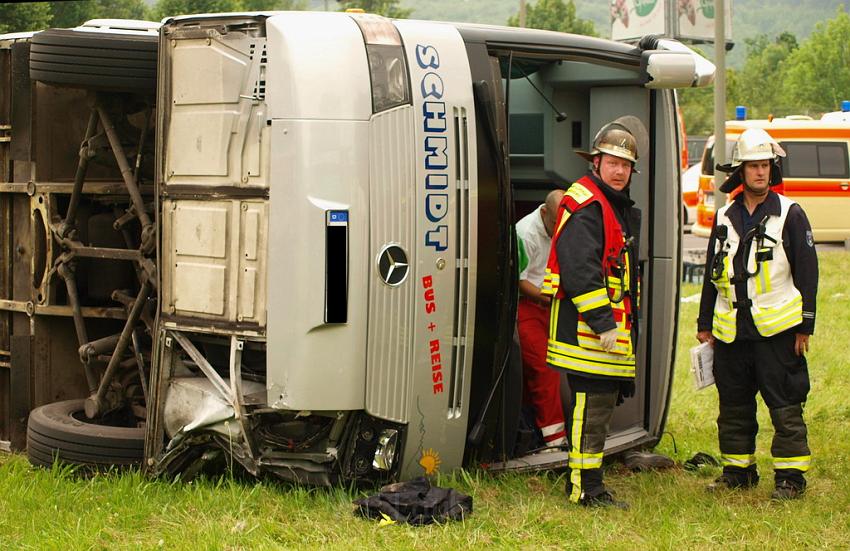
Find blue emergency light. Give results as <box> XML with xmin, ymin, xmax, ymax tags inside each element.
<box><xmin>735</xmin><ymin>105</ymin><xmax>747</xmax><ymax>121</ymax></box>
<box><xmin>842</xmin><ymin>100</ymin><xmax>850</xmax><ymax>113</ymax></box>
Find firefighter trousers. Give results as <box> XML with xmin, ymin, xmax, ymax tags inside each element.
<box><xmin>518</xmin><ymin>299</ymin><xmax>566</xmax><ymax>447</ymax></box>
<box><xmin>714</xmin><ymin>330</ymin><xmax>811</xmax><ymax>485</ymax></box>
<box><xmin>565</xmin><ymin>374</ymin><xmax>619</xmax><ymax>502</ymax></box>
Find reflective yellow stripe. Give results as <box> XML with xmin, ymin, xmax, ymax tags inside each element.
<box><xmin>755</xmin><ymin>259</ymin><xmax>771</xmax><ymax>294</ymax></box>
<box><xmin>721</xmin><ymin>453</ymin><xmax>755</xmax><ymax>468</ymax></box>
<box><xmin>752</xmin><ymin>295</ymin><xmax>802</xmax><ymax>322</ymax></box>
<box><xmin>576</xmin><ymin>320</ymin><xmax>630</xmax><ymax>339</ymax></box>
<box><xmin>569</xmin><ymin>392</ymin><xmax>587</xmax><ymax>503</ymax></box>
<box><xmin>547</xmin><ymin>351</ymin><xmax>635</xmax><ymax>378</ymax></box>
<box><xmin>753</xmin><ymin>296</ymin><xmax>803</xmax><ymax>336</ymax></box>
<box><xmin>576</xmin><ymin>321</ymin><xmax>632</xmax><ymax>355</ymax></box>
<box><xmin>569</xmin><ymin>468</ymin><xmax>582</xmax><ymax>503</ymax></box>
<box><xmin>556</xmin><ymin>210</ymin><xmax>571</xmax><ymax>235</ymax></box>
<box><xmin>568</xmin><ymin>452</ymin><xmax>603</xmax><ymax>469</ymax></box>
<box><xmin>773</xmin><ymin>455</ymin><xmax>812</xmax><ymax>472</ymax></box>
<box><xmin>713</xmin><ymin>255</ymin><xmax>733</xmax><ymax>298</ymax></box>
<box><xmin>548</xmin><ymin>340</ymin><xmax>634</xmax><ymax>365</ymax></box>
<box><xmin>623</xmin><ymin>250</ymin><xmax>631</xmax><ymax>292</ymax></box>
<box><xmin>566</xmin><ymin>183</ymin><xmax>593</xmax><ymax>205</ymax></box>
<box><xmin>758</xmin><ymin>311</ymin><xmax>803</xmax><ymax>335</ymax></box>
<box><xmin>572</xmin><ymin>288</ymin><xmax>610</xmax><ymax>313</ymax></box>
<box><xmin>541</xmin><ymin>270</ymin><xmax>560</xmax><ymax>296</ymax></box>
<box><xmin>712</xmin><ymin>311</ymin><xmax>736</xmax><ymax>343</ymax></box>
<box><xmin>605</xmin><ymin>275</ymin><xmax>629</xmax><ymax>302</ymax></box>
<box><xmin>576</xmin><ymin>336</ymin><xmax>631</xmax><ymax>356</ymax></box>
<box><xmin>549</xmin><ymin>299</ymin><xmax>560</xmax><ymax>340</ymax></box>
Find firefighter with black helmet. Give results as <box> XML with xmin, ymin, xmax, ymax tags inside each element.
<box><xmin>697</xmin><ymin>128</ymin><xmax>818</xmax><ymax>500</ymax></box>
<box><xmin>541</xmin><ymin>120</ymin><xmax>643</xmax><ymax>508</ymax></box>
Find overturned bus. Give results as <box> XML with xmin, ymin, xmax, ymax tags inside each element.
<box><xmin>0</xmin><ymin>12</ymin><xmax>713</xmax><ymax>484</ymax></box>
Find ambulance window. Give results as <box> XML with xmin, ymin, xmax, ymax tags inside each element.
<box><xmin>782</xmin><ymin>141</ymin><xmax>850</xmax><ymax>178</ymax></box>
<box><xmin>817</xmin><ymin>143</ymin><xmax>849</xmax><ymax>177</ymax></box>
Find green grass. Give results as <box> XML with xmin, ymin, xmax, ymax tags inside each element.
<box><xmin>1</xmin><ymin>250</ymin><xmax>849</xmax><ymax>550</ymax></box>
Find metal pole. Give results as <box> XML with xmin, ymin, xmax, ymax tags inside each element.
<box><xmin>713</xmin><ymin>0</ymin><xmax>727</xmax><ymax>206</ymax></box>
<box><xmin>85</xmin><ymin>279</ymin><xmax>151</xmax><ymax>418</ymax></box>
<box><xmin>57</xmin><ymin>262</ymin><xmax>98</xmax><ymax>393</ymax></box>
<box><xmin>96</xmin><ymin>102</ymin><xmax>155</xmax><ymax>252</ymax></box>
<box><xmin>519</xmin><ymin>0</ymin><xmax>526</xmax><ymax>28</ymax></box>
<box><xmin>61</xmin><ymin>109</ymin><xmax>99</xmax><ymax>239</ymax></box>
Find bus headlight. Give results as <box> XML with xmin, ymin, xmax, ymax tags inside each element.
<box><xmin>350</xmin><ymin>14</ymin><xmax>411</xmax><ymax>113</ymax></box>
<box><xmin>366</xmin><ymin>45</ymin><xmax>410</xmax><ymax>112</ymax></box>
<box><xmin>372</xmin><ymin>428</ymin><xmax>399</xmax><ymax>471</ymax></box>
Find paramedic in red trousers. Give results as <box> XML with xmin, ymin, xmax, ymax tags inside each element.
<box><xmin>541</xmin><ymin>121</ymin><xmax>642</xmax><ymax>508</ymax></box>
<box><xmin>697</xmin><ymin>128</ymin><xmax>818</xmax><ymax>500</ymax></box>
<box><xmin>516</xmin><ymin>189</ymin><xmax>567</xmax><ymax>450</ymax></box>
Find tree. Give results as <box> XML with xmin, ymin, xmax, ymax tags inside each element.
<box><xmin>782</xmin><ymin>7</ymin><xmax>850</xmax><ymax>114</ymax></box>
<box><xmin>507</xmin><ymin>0</ymin><xmax>597</xmax><ymax>37</ymax></box>
<box><xmin>727</xmin><ymin>32</ymin><xmax>798</xmax><ymax>118</ymax></box>
<box><xmin>336</xmin><ymin>0</ymin><xmax>412</xmax><ymax>18</ymax></box>
<box><xmin>50</xmin><ymin>1</ymin><xmax>149</xmax><ymax>29</ymax></box>
<box><xmin>680</xmin><ymin>32</ymin><xmax>800</xmax><ymax>135</ymax></box>
<box><xmin>677</xmin><ymin>86</ymin><xmax>714</xmax><ymax>136</ymax></box>
<box><xmin>0</xmin><ymin>3</ymin><xmax>52</xmax><ymax>34</ymax></box>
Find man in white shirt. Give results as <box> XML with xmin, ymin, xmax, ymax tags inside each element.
<box><xmin>516</xmin><ymin>189</ymin><xmax>566</xmax><ymax>449</ymax></box>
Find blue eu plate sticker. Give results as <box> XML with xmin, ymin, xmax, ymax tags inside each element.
<box><xmin>328</xmin><ymin>210</ymin><xmax>349</xmax><ymax>225</ymax></box>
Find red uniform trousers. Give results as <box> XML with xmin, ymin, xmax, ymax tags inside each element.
<box><xmin>518</xmin><ymin>297</ymin><xmax>566</xmax><ymax>447</ymax></box>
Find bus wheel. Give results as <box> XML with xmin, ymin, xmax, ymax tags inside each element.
<box><xmin>26</xmin><ymin>399</ymin><xmax>144</xmax><ymax>470</ymax></box>
<box><xmin>29</xmin><ymin>29</ymin><xmax>157</xmax><ymax>94</ymax></box>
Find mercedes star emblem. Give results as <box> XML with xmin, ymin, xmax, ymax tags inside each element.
<box><xmin>377</xmin><ymin>244</ymin><xmax>409</xmax><ymax>286</ymax></box>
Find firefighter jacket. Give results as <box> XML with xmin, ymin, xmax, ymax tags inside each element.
<box><xmin>698</xmin><ymin>191</ymin><xmax>818</xmax><ymax>342</ymax></box>
<box><xmin>541</xmin><ymin>173</ymin><xmax>640</xmax><ymax>380</ymax></box>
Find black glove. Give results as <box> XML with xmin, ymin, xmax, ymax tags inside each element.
<box><xmin>616</xmin><ymin>380</ymin><xmax>636</xmax><ymax>406</ymax></box>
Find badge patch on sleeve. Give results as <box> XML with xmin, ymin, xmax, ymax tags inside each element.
<box><xmin>805</xmin><ymin>230</ymin><xmax>814</xmax><ymax>247</ymax></box>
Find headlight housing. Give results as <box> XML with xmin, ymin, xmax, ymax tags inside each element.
<box><xmin>351</xmin><ymin>14</ymin><xmax>411</xmax><ymax>113</ymax></box>
<box><xmin>372</xmin><ymin>428</ymin><xmax>399</xmax><ymax>471</ymax></box>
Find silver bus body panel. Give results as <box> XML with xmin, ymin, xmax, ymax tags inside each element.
<box><xmin>392</xmin><ymin>20</ymin><xmax>478</xmax><ymax>479</ymax></box>
<box><xmin>364</xmin><ymin>105</ymin><xmax>417</xmax><ymax>423</ymax></box>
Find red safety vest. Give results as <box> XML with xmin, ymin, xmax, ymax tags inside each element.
<box><xmin>541</xmin><ymin>175</ymin><xmax>636</xmax><ymax>377</ymax></box>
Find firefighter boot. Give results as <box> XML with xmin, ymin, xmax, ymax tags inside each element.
<box><xmin>575</xmin><ymin>469</ymin><xmax>629</xmax><ymax>510</ymax></box>
<box><xmin>709</xmin><ymin>401</ymin><xmax>760</xmax><ymax>492</ymax></box>
<box><xmin>566</xmin><ymin>390</ymin><xmax>624</xmax><ymax>507</ymax></box>
<box><xmin>707</xmin><ymin>465</ymin><xmax>759</xmax><ymax>492</ymax></box>
<box><xmin>769</xmin><ymin>404</ymin><xmax>810</xmax><ymax>500</ymax></box>
<box><xmin>771</xmin><ymin>480</ymin><xmax>805</xmax><ymax>500</ymax></box>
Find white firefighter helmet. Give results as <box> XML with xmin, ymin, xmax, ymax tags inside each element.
<box><xmin>717</xmin><ymin>128</ymin><xmax>786</xmax><ymax>192</ymax></box>
<box><xmin>729</xmin><ymin>128</ymin><xmax>786</xmax><ymax>167</ymax></box>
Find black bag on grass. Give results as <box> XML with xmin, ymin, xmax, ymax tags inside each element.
<box><xmin>353</xmin><ymin>477</ymin><xmax>472</xmax><ymax>525</ymax></box>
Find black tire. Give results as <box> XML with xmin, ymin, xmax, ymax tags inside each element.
<box><xmin>30</xmin><ymin>28</ymin><xmax>157</xmax><ymax>94</ymax></box>
<box><xmin>26</xmin><ymin>399</ymin><xmax>144</xmax><ymax>469</ymax></box>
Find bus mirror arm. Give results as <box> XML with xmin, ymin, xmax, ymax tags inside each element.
<box><xmin>513</xmin><ymin>64</ymin><xmax>567</xmax><ymax>122</ymax></box>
